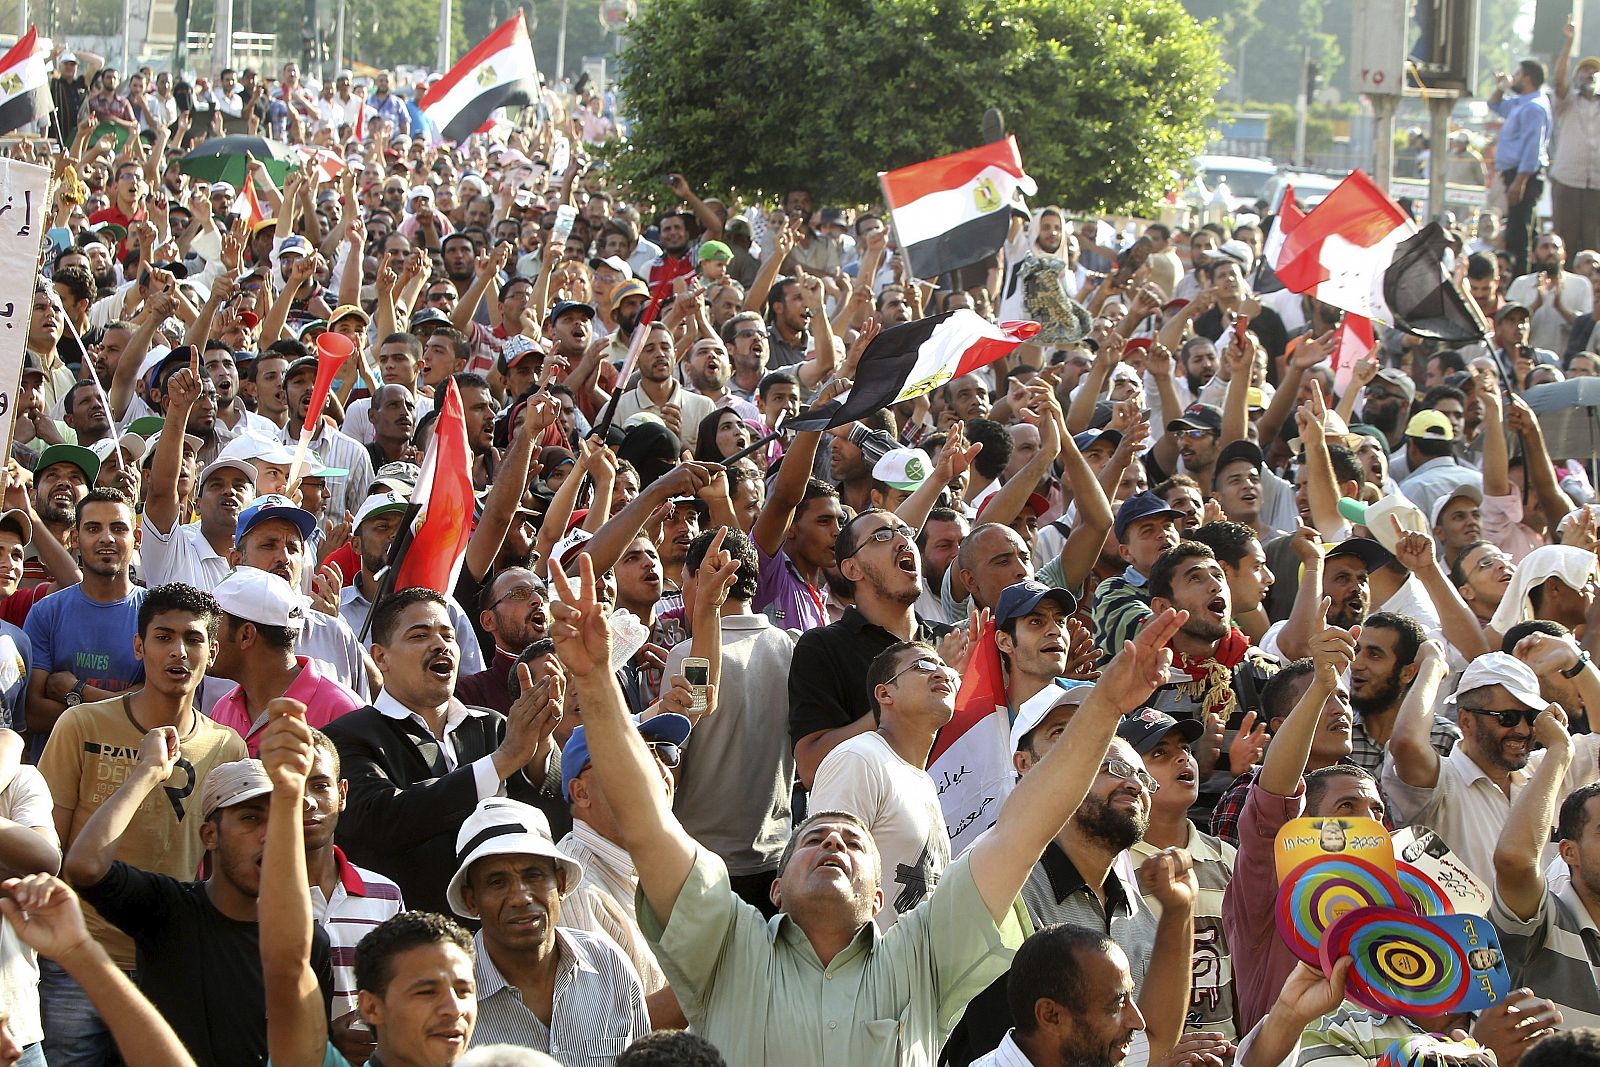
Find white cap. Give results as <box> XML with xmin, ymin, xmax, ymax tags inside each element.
<box><xmin>1448</xmin><ymin>651</ymin><xmax>1546</xmax><ymax>710</ymax></box>
<box><xmin>136</xmin><ymin>344</ymin><xmax>175</xmax><ymax>381</ymax></box>
<box><xmin>1010</xmin><ymin>679</ymin><xmax>1095</xmax><ymax>752</ymax></box>
<box><xmin>596</xmin><ymin>255</ymin><xmax>632</xmax><ymax>279</ymax></box>
<box><xmin>1363</xmin><ymin>494</ymin><xmax>1429</xmax><ymax>555</ymax></box>
<box><xmin>58</xmin><ymin>51</ymin><xmax>77</xmax><ymax>64</ymax></box>
<box><xmin>214</xmin><ymin>568</ymin><xmax>309</xmax><ymax>632</ymax></box>
<box><xmin>89</xmin><ymin>431</ymin><xmax>147</xmax><ymax>465</ymax></box>
<box><xmin>210</xmin><ymin>181</ymin><xmax>236</xmax><ymax>198</ymax></box>
<box><xmin>354</xmin><ymin>490</ymin><xmax>409</xmax><ymax>528</ymax></box>
<box><xmin>552</xmin><ymin>527</ymin><xmax>593</xmax><ymax>569</ymax></box>
<box><xmin>1429</xmin><ymin>484</ymin><xmax>1485</xmax><ymax>530</ymax></box>
<box><xmin>872</xmin><ymin>447</ymin><xmax>933</xmax><ymax>492</ymax></box>
<box><xmin>407</xmin><ymin>185</ymin><xmax>434</xmax><ymax>202</ymax></box>
<box><xmin>196</xmin><ymin>457</ymin><xmax>259</xmax><ymax>492</ymax></box>
<box><xmin>220</xmin><ymin>433</ymin><xmax>296</xmax><ymax>466</ymax></box>
<box><xmin>445</xmin><ymin>798</ymin><xmax>582</xmax><ymax>917</ymax></box>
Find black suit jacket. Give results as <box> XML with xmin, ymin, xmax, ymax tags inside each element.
<box><xmin>323</xmin><ymin>703</ymin><xmax>571</xmax><ymax>914</ymax></box>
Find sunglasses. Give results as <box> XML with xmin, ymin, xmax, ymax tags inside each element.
<box><xmin>886</xmin><ymin>656</ymin><xmax>952</xmax><ymax>685</ymax></box>
<box><xmin>1464</xmin><ymin>708</ymin><xmax>1540</xmax><ymax>729</ymax></box>
<box><xmin>1179</xmin><ymin>428</ymin><xmax>1216</xmax><ymax>441</ymax></box>
<box><xmin>486</xmin><ymin>584</ymin><xmax>544</xmax><ymax>611</ymax></box>
<box><xmin>1100</xmin><ymin>757</ymin><xmax>1160</xmax><ymax>793</ymax></box>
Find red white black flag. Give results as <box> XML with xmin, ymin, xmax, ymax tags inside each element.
<box><xmin>880</xmin><ymin>137</ymin><xmax>1031</xmax><ymax>279</ymax></box>
<box><xmin>421</xmin><ymin>12</ymin><xmax>540</xmax><ymax>144</ymax></box>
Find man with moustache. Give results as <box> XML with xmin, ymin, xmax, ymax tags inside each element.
<box><xmin>1357</xmin><ymin>368</ymin><xmax>1416</xmax><ymax>455</ymax></box>
<box><xmin>446</xmin><ymin>797</ymin><xmax>649</xmax><ymax>1054</ymax></box>
<box><xmin>1345</xmin><ymin>611</ymin><xmax>1460</xmax><ymax>774</ymax></box>
<box><xmin>456</xmin><ymin>569</ymin><xmax>548</xmax><ymax>715</ymax></box>
<box><xmin>365</xmin><ymin>384</ymin><xmax>418</xmax><ymax>468</ymax></box>
<box><xmin>723</xmin><ymin>310</ymin><xmax>770</xmax><ymax>403</ymax></box>
<box><xmin>612</xmin><ymin>322</ymin><xmax>714</xmax><ymax>451</ymax></box>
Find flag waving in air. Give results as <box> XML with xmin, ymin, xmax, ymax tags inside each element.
<box><xmin>232</xmin><ymin>180</ymin><xmax>267</xmax><ymax>227</ymax></box>
<box><xmin>880</xmin><ymin>136</ymin><xmax>1033</xmax><ymax>279</ymax></box>
<box><xmin>0</xmin><ymin>27</ymin><xmax>52</xmax><ymax>138</ymax></box>
<box><xmin>421</xmin><ymin>11</ymin><xmax>540</xmax><ymax>144</ymax></box>
<box><xmin>786</xmin><ymin>310</ymin><xmax>1038</xmax><ymax>431</ymax></box>
<box><xmin>392</xmin><ymin>378</ymin><xmax>476</xmax><ymax>595</ymax></box>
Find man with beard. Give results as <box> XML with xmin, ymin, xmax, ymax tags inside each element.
<box><xmin>1219</xmin><ymin>609</ymin><xmax>1368</xmax><ymax>1034</ymax></box>
<box><xmin>208</xmin><ymin>567</ymin><xmax>364</xmax><ymax>752</ymax></box>
<box><xmin>203</xmin><ymin>343</ymin><xmax>276</xmax><ymax>439</ymax></box>
<box><xmin>1148</xmin><ymin>336</ymin><xmax>1220</xmax><ymax>416</ymax></box>
<box><xmin>1452</xmin><ymin>540</ymin><xmax>1516</xmax><ymax>625</ymax></box>
<box><xmin>1345</xmin><ymin>612</ymin><xmax>1460</xmax><ymax>773</ymax></box>
<box><xmin>766</xmin><ymin>278</ymin><xmax>814</xmax><ymax>370</ymax></box>
<box><xmin>24</xmin><ymin>488</ymin><xmax>145</xmax><ymax>745</ymax></box>
<box><xmin>980</xmin><ymin>926</ymin><xmax>1149</xmax><ymax>1067</ymax></box>
<box><xmin>365</xmin><ymin>384</ymin><xmax>418</xmax><ymax>468</ymax></box>
<box><xmin>456</xmin><ymin>568</ymin><xmax>548</xmax><ymax>715</ymax></box>
<box><xmin>1144</xmin><ymin>542</ymin><xmax>1279</xmax><ymax>811</ymax></box>
<box><xmin>39</xmin><ymin>582</ymin><xmax>247</xmax><ymax>1065</ymax></box>
<box><xmin>142</xmin><ymin>355</ymin><xmax>256</xmax><ymax>589</ymax></box>
<box><xmin>279</xmin><ymin>355</ymin><xmax>373</xmax><ymax>520</ymax></box>
<box><xmin>723</xmin><ymin>310</ymin><xmax>769</xmax><ymax>402</ymax></box>
<box><xmin>605</xmin><ymin>278</ymin><xmax>651</xmax><ymax>365</ymax></box>
<box><xmin>612</xmin><ymin>322</ymin><xmax>714</xmax><ymax>451</ymax></box>
<box><xmin>27</xmin><ymin>442</ymin><xmax>93</xmax><ymax>584</ymax></box>
<box><xmin>943</xmin><ymin>700</ymin><xmax>1199</xmax><ymax>1067</ymax></box>
<box><xmin>447</xmin><ymin>798</ymin><xmax>649</xmax><ymax>1053</ymax></box>
<box><xmin>648</xmin><ymin>210</ymin><xmax>697</xmax><ymax>298</ymax></box>
<box><xmin>1357</xmin><ymin>368</ymin><xmax>1416</xmax><ymax>454</ymax></box>
<box><xmin>64</xmin><ymin>746</ymin><xmax>333</xmax><ymax>1067</ymax></box>
<box><xmin>789</xmin><ymin>509</ymin><xmax>953</xmax><ymax>789</ymax></box>
<box><xmin>683</xmin><ymin>337</ymin><xmax>759</xmax><ymax>422</ymax></box>
<box><xmin>323</xmin><ymin>588</ymin><xmax>566</xmax><ymax>913</ymax></box>
<box><xmin>1487</xmin><ymin>303</ymin><xmax>1559</xmax><ymax>392</ymax></box>
<box><xmin>60</xmin><ymin>381</ymin><xmax>113</xmax><ymax>451</ymax></box>
<box><xmin>811</xmin><ymin>641</ymin><xmax>957</xmax><ymax>930</ymax></box>
<box><xmin>1506</xmin><ymin>232</ymin><xmax>1591</xmax><ymax>353</ymax></box>
<box><xmin>1386</xmin><ymin>647</ymin><xmax>1600</xmax><ymax>885</ymax></box>
<box><xmin>337</xmin><ymin>492</ymin><xmax>486</xmax><ymax>677</ymax></box>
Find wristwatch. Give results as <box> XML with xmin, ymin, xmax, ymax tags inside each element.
<box><xmin>1562</xmin><ymin>652</ymin><xmax>1591</xmax><ymax>679</ymax></box>
<box><xmin>63</xmin><ymin>679</ymin><xmax>86</xmax><ymax>708</ymax></box>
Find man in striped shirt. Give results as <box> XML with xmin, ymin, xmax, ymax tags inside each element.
<box><xmin>1090</xmin><ymin>492</ymin><xmax>1181</xmax><ymax>657</ymax></box>
<box><xmin>303</xmin><ymin>727</ymin><xmax>403</xmax><ymax>1066</ymax></box>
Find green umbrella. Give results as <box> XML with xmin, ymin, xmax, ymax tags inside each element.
<box><xmin>178</xmin><ymin>135</ymin><xmax>295</xmax><ymax>187</ymax></box>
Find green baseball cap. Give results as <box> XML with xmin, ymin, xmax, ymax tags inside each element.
<box><xmin>696</xmin><ymin>240</ymin><xmax>733</xmax><ymax>264</ymax></box>
<box><xmin>36</xmin><ymin>443</ymin><xmax>100</xmax><ymax>485</ymax></box>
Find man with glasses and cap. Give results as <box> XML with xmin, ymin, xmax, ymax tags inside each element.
<box><xmin>1387</xmin><ymin>647</ymin><xmax>1600</xmax><ymax>886</ymax></box>
<box><xmin>446</xmin><ymin>797</ymin><xmax>649</xmax><ymax>1055</ymax></box>
<box><xmin>558</xmin><ymin>713</ymin><xmax>692</xmax><ymax>1028</ymax></box>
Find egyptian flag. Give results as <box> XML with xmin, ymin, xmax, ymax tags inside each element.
<box><xmin>1274</xmin><ymin>170</ymin><xmax>1484</xmax><ymax>341</ymax></box>
<box><xmin>1262</xmin><ymin>185</ymin><xmax>1305</xmax><ymax>273</ymax></box>
<box><xmin>421</xmin><ymin>11</ymin><xmax>539</xmax><ymax>144</ymax></box>
<box><xmin>298</xmin><ymin>147</ymin><xmax>345</xmax><ymax>184</ymax></box>
<box><xmin>881</xmin><ymin>136</ymin><xmax>1031</xmax><ymax>279</ymax></box>
<box><xmin>0</xmin><ymin>28</ymin><xmax>52</xmax><ymax>137</ymax></box>
<box><xmin>786</xmin><ymin>310</ymin><xmax>1038</xmax><ymax>431</ymax></box>
<box><xmin>928</xmin><ymin>620</ymin><xmax>1013</xmax><ymax>857</ymax></box>
<box><xmin>351</xmin><ymin>98</ymin><xmax>366</xmax><ymax>141</ymax></box>
<box><xmin>391</xmin><ymin>379</ymin><xmax>476</xmax><ymax>595</ymax></box>
<box><xmin>231</xmin><ymin>181</ymin><xmax>266</xmax><ymax>227</ymax></box>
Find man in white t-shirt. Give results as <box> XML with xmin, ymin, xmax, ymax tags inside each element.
<box><xmin>810</xmin><ymin>641</ymin><xmax>955</xmax><ymax>930</ymax></box>
<box><xmin>0</xmin><ymin>730</ymin><xmax>62</xmax><ymax>1063</ymax></box>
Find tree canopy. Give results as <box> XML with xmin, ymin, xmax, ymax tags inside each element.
<box><xmin>609</xmin><ymin>0</ymin><xmax>1226</xmax><ymax>213</ymax></box>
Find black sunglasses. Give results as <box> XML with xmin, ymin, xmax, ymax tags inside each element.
<box><xmin>1465</xmin><ymin>708</ymin><xmax>1540</xmax><ymax>729</ymax></box>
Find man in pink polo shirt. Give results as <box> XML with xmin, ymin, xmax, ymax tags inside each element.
<box><xmin>209</xmin><ymin>563</ymin><xmax>363</xmax><ymax>753</ymax></box>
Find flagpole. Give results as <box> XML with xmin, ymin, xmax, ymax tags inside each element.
<box><xmin>877</xmin><ymin>170</ymin><xmax>919</xmax><ymax>298</ymax></box>
<box><xmin>720</xmin><ymin>411</ymin><xmax>785</xmax><ymax>467</ymax></box>
<box><xmin>588</xmin><ymin>310</ymin><xmax>649</xmax><ymax>441</ymax></box>
<box><xmin>60</xmin><ymin>313</ymin><xmax>125</xmax><ymax>473</ymax></box>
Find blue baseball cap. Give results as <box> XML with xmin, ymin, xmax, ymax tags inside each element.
<box><xmin>1113</xmin><ymin>490</ymin><xmax>1183</xmax><ymax>544</ymax></box>
<box><xmin>995</xmin><ymin>580</ymin><xmax>1077</xmax><ymax>627</ymax></box>
<box><xmin>1072</xmin><ymin>427</ymin><xmax>1122</xmax><ymax>452</ymax></box>
<box><xmin>234</xmin><ymin>494</ymin><xmax>317</xmax><ymax>546</ymax></box>
<box><xmin>561</xmin><ymin>713</ymin><xmax>692</xmax><ymax>801</ymax></box>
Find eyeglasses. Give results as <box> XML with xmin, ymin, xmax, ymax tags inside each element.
<box><xmin>486</xmin><ymin>584</ymin><xmax>544</xmax><ymax>611</ymax></box>
<box><xmin>734</xmin><ymin>329</ymin><xmax>762</xmax><ymax>339</ymax></box>
<box><xmin>1471</xmin><ymin>550</ymin><xmax>1513</xmax><ymax>571</ymax></box>
<box><xmin>1464</xmin><ymin>707</ymin><xmax>1540</xmax><ymax>729</ymax></box>
<box><xmin>1363</xmin><ymin>384</ymin><xmax>1406</xmax><ymax>401</ymax></box>
<box><xmin>1100</xmin><ymin>757</ymin><xmax>1160</xmax><ymax>793</ymax></box>
<box><xmin>1179</xmin><ymin>428</ymin><xmax>1216</xmax><ymax>441</ymax></box>
<box><xmin>842</xmin><ymin>522</ymin><xmax>915</xmax><ymax>561</ymax></box>
<box><xmin>886</xmin><ymin>656</ymin><xmax>952</xmax><ymax>685</ymax></box>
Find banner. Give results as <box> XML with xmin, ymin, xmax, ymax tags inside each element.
<box><xmin>0</xmin><ymin>159</ymin><xmax>50</xmax><ymax>461</ymax></box>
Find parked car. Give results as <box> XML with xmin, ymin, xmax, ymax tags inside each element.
<box><xmin>1193</xmin><ymin>154</ymin><xmax>1278</xmax><ymax>212</ymax></box>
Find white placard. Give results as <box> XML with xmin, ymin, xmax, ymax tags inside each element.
<box><xmin>0</xmin><ymin>159</ymin><xmax>51</xmax><ymax>462</ymax></box>
<box><xmin>1350</xmin><ymin>0</ymin><xmax>1408</xmax><ymax>97</ymax></box>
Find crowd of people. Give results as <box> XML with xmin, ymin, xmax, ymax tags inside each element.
<box><xmin>1</xmin><ymin>25</ymin><xmax>1599</xmax><ymax>1067</ymax></box>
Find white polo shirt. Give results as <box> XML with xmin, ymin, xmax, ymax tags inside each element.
<box><xmin>139</xmin><ymin>516</ymin><xmax>232</xmax><ymax>589</ymax></box>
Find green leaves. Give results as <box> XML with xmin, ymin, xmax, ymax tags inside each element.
<box><xmin>612</xmin><ymin>0</ymin><xmax>1225</xmax><ymax>212</ymax></box>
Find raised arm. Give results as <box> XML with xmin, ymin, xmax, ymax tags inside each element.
<box><xmin>1388</xmin><ymin>520</ymin><xmax>1491</xmax><ymax>661</ymax></box>
<box><xmin>742</xmin><ymin>222</ymin><xmax>797</xmax><ymax>313</ymax></box>
<box><xmin>582</xmin><ymin>464</ymin><xmax>715</xmax><ymax>577</ymax></box>
<box><xmin>1386</xmin><ymin>639</ymin><xmax>1449</xmax><ymax>788</ymax></box>
<box><xmin>1259</xmin><ymin>607</ymin><xmax>1355</xmax><ymax>796</ymax></box>
<box><xmin>62</xmin><ymin>728</ymin><xmax>178</xmax><ymax>888</ymax></box>
<box><xmin>750</xmin><ymin>381</ymin><xmax>850</xmax><ymax>555</ymax></box>
<box><xmin>1555</xmin><ymin>15</ymin><xmax>1576</xmax><ymax>98</ymax></box>
<box><xmin>467</xmin><ymin>396</ymin><xmax>553</xmax><ymax>582</ymax></box>
<box><xmin>1506</xmin><ymin>395</ymin><xmax>1577</xmax><ymax>534</ymax></box>
<box><xmin>794</xmin><ymin>275</ymin><xmax>838</xmax><ymax>391</ymax></box>
<box><xmin>666</xmin><ymin>174</ymin><xmax>724</xmax><ymax>241</ymax></box>
<box><xmin>1054</xmin><ymin>408</ymin><xmax>1117</xmax><ymax>594</ymax></box>
<box><xmin>1493</xmin><ymin>705</ymin><xmax>1572</xmax><ymax>919</ymax></box>
<box><xmin>1293</xmin><ymin>380</ymin><xmax>1346</xmax><ymax>538</ymax></box>
<box><xmin>108</xmin><ymin>291</ymin><xmax>171</xmax><ymax>422</ymax></box>
<box><xmin>1256</xmin><ymin>330</ymin><xmax>1332</xmax><ymax>451</ymax></box>
<box><xmin>549</xmin><ymin>557</ymin><xmax>698</xmax><ymax>924</ymax></box>
<box><xmin>969</xmin><ymin>609</ymin><xmax>1186</xmax><ymax>922</ymax></box>
<box><xmin>143</xmin><ymin>351</ymin><xmax>204</xmax><ymax>536</ymax></box>
<box><xmin>453</xmin><ymin>244</ymin><xmax>510</xmax><ymax>334</ymax></box>
<box><xmin>1273</xmin><ymin>522</ymin><xmax>1327</xmax><ymax>662</ymax></box>
<box><xmin>1480</xmin><ymin>370</ymin><xmax>1511</xmax><ymax>498</ymax></box>
<box><xmin>257</xmin><ymin>700</ymin><xmax>329</xmax><ymax>1067</ymax></box>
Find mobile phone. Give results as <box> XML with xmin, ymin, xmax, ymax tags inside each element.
<box><xmin>682</xmin><ymin>658</ymin><xmax>710</xmax><ymax>715</ymax></box>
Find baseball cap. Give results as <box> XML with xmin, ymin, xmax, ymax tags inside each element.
<box><xmin>497</xmin><ymin>335</ymin><xmax>542</xmax><ymax>373</ymax></box>
<box><xmin>329</xmin><ymin>303</ymin><xmax>370</xmax><ymax>326</ymax></box>
<box><xmin>354</xmin><ymin>490</ymin><xmax>409</xmax><ymax>528</ymax></box>
<box><xmin>197</xmin><ymin>456</ymin><xmax>259</xmax><ymax>493</ymax></box>
<box><xmin>1374</xmin><ymin>367</ymin><xmax>1418</xmax><ymax>402</ymax></box>
<box><xmin>1073</xmin><ymin>427</ymin><xmax>1122</xmax><ymax>453</ymax></box>
<box><xmin>560</xmin><ymin>713</ymin><xmax>692</xmax><ymax>802</ymax></box>
<box><xmin>696</xmin><ymin>240</ymin><xmax>733</xmax><ymax>263</ymax></box>
<box><xmin>1493</xmin><ymin>303</ymin><xmax>1531</xmax><ymax>325</ymax></box>
<box><xmin>1114</xmin><ymin>490</ymin><xmax>1182</xmax><ymax>544</ymax></box>
<box><xmin>210</xmin><ymin>181</ymin><xmax>236</xmax><ymax>198</ymax></box>
<box><xmin>1011</xmin><ymin>678</ymin><xmax>1095</xmax><ymax>752</ymax></box>
<box><xmin>213</xmin><ymin>567</ymin><xmax>309</xmax><ymax>631</ymax></box>
<box><xmin>1448</xmin><ymin>651</ymin><xmax>1547</xmax><ymax>711</ymax></box>
<box><xmin>545</xmin><ymin>300</ymin><xmax>596</xmax><ymax>326</ymax></box>
<box><xmin>201</xmin><ymin>759</ymin><xmax>274</xmax><ymax>819</ymax></box>
<box><xmin>872</xmin><ymin>447</ymin><xmax>932</xmax><ymax>492</ymax></box>
<box><xmin>818</xmin><ymin>207</ymin><xmax>849</xmax><ymax>229</ymax></box>
<box><xmin>592</xmin><ymin>255</ymin><xmax>632</xmax><ymax>278</ymax></box>
<box><xmin>1429</xmin><ymin>484</ymin><xmax>1484</xmax><ymax>530</ymax></box>
<box><xmin>445</xmin><ymin>798</ymin><xmax>584</xmax><ymax>917</ymax></box>
<box><xmin>1203</xmin><ymin>240</ymin><xmax>1254</xmax><ymax>272</ymax></box>
<box><xmin>1116</xmin><ymin>708</ymin><xmax>1205</xmax><ymax>755</ymax></box>
<box><xmin>1213</xmin><ymin>439</ymin><xmax>1264</xmax><ymax>483</ymax></box>
<box><xmin>1167</xmin><ymin>403</ymin><xmax>1223</xmax><ymax>434</ymax></box>
<box><xmin>551</xmin><ymin>527</ymin><xmax>593</xmax><ymax>569</ymax></box>
<box><xmin>1325</xmin><ymin>536</ymin><xmax>1394</xmax><ymax>572</ymax></box>
<box><xmin>408</xmin><ymin>307</ymin><xmax>450</xmax><ymax>331</ymax></box>
<box><xmin>373</xmin><ymin>461</ymin><xmax>421</xmax><ymax>490</ymax></box>
<box><xmin>1405</xmin><ymin>410</ymin><xmax>1455</xmax><ymax>442</ymax></box>
<box><xmin>407</xmin><ymin>186</ymin><xmax>433</xmax><ymax>202</ymax></box>
<box><xmin>36</xmin><ymin>443</ymin><xmax>100</xmax><ymax>485</ymax></box>
<box><xmin>278</xmin><ymin>234</ymin><xmax>312</xmax><ymax>258</ymax></box>
<box><xmin>609</xmin><ymin>278</ymin><xmax>649</xmax><ymax>313</ymax></box>
<box><xmin>235</xmin><ymin>494</ymin><xmax>317</xmax><ymax>545</ymax></box>
<box><xmin>88</xmin><ymin>432</ymin><xmax>147</xmax><ymax>468</ymax></box>
<box><xmin>0</xmin><ymin>509</ymin><xmax>32</xmax><ymax>544</ymax></box>
<box><xmin>994</xmin><ymin>580</ymin><xmax>1078</xmax><ymax>627</ymax></box>
<box><xmin>58</xmin><ymin>50</ymin><xmax>77</xmax><ymax>63</ymax></box>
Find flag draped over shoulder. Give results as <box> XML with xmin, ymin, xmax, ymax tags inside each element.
<box><xmin>420</xmin><ymin>11</ymin><xmax>540</xmax><ymax>144</ymax></box>
<box><xmin>1273</xmin><ymin>170</ymin><xmax>1485</xmax><ymax>341</ymax></box>
<box><xmin>0</xmin><ymin>28</ymin><xmax>52</xmax><ymax>138</ymax></box>
<box><xmin>929</xmin><ymin>620</ymin><xmax>1014</xmax><ymax>858</ymax></box>
<box><xmin>880</xmin><ymin>136</ymin><xmax>1030</xmax><ymax>279</ymax></box>
<box><xmin>786</xmin><ymin>310</ymin><xmax>1038</xmax><ymax>432</ymax></box>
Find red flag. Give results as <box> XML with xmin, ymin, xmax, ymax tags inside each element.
<box><xmin>1273</xmin><ymin>170</ymin><xmax>1416</xmax><ymax>324</ymax></box>
<box><xmin>232</xmin><ymin>180</ymin><xmax>267</xmax><ymax>227</ymax></box>
<box><xmin>1262</xmin><ymin>184</ymin><xmax>1304</xmax><ymax>272</ymax></box>
<box><xmin>393</xmin><ymin>379</ymin><xmax>476</xmax><ymax>595</ymax></box>
<box><xmin>928</xmin><ymin>620</ymin><xmax>1015</xmax><ymax>857</ymax></box>
<box><xmin>352</xmin><ymin>98</ymin><xmax>366</xmax><ymax>141</ymax></box>
<box><xmin>1331</xmin><ymin>313</ymin><xmax>1374</xmax><ymax>398</ymax></box>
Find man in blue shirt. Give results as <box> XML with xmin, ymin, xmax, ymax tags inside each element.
<box><xmin>366</xmin><ymin>70</ymin><xmax>409</xmax><ymax>137</ymax></box>
<box><xmin>1489</xmin><ymin>59</ymin><xmax>1554</xmax><ymax>277</ymax></box>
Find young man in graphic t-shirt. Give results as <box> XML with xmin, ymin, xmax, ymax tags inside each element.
<box><xmin>39</xmin><ymin>583</ymin><xmax>246</xmax><ymax>1067</ymax></box>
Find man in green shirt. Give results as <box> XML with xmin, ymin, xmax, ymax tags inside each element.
<box><xmin>546</xmin><ymin>549</ymin><xmax>1195</xmax><ymax>1067</ymax></box>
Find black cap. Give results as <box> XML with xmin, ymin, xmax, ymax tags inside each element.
<box><xmin>1326</xmin><ymin>536</ymin><xmax>1394</xmax><ymax>571</ymax></box>
<box><xmin>1116</xmin><ymin>708</ymin><xmax>1205</xmax><ymax>755</ymax></box>
<box><xmin>1167</xmin><ymin>402</ymin><xmax>1223</xmax><ymax>434</ymax></box>
<box><xmin>409</xmin><ymin>307</ymin><xmax>451</xmax><ymax>330</ymax></box>
<box><xmin>1213</xmin><ymin>439</ymin><xmax>1264</xmax><ymax>485</ymax></box>
<box><xmin>546</xmin><ymin>300</ymin><xmax>597</xmax><ymax>325</ymax></box>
